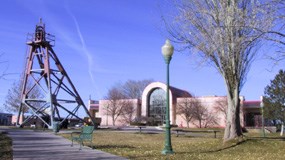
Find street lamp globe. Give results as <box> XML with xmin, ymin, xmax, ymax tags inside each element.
<box><xmin>161</xmin><ymin>39</ymin><xmax>174</xmax><ymax>64</ymax></box>
<box><xmin>260</xmin><ymin>96</ymin><xmax>264</xmax><ymax>108</ymax></box>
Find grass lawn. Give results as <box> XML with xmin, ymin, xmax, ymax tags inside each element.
<box><xmin>61</xmin><ymin>130</ymin><xmax>285</xmax><ymax>160</ymax></box>
<box><xmin>0</xmin><ymin>132</ymin><xmax>12</xmax><ymax>160</ymax></box>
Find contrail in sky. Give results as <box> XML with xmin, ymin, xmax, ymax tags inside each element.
<box><xmin>65</xmin><ymin>4</ymin><xmax>101</xmax><ymax>99</ymax></box>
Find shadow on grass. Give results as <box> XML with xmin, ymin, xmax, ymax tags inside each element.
<box><xmin>134</xmin><ymin>132</ymin><xmax>159</xmax><ymax>135</ymax></box>
<box><xmin>174</xmin><ymin>138</ymin><xmax>247</xmax><ymax>155</ymax></box>
<box><xmin>175</xmin><ymin>135</ymin><xmax>220</xmax><ymax>139</ymax></box>
<box><xmin>91</xmin><ymin>144</ymin><xmax>136</xmax><ymax>149</ymax></box>
<box><xmin>209</xmin><ymin>139</ymin><xmax>247</xmax><ymax>153</ymax></box>
<box><xmin>209</xmin><ymin>136</ymin><xmax>285</xmax><ymax>152</ymax></box>
<box><xmin>248</xmin><ymin>136</ymin><xmax>285</xmax><ymax>141</ymax></box>
<box><xmin>176</xmin><ymin>136</ymin><xmax>285</xmax><ymax>155</ymax></box>
<box><xmin>128</xmin><ymin>154</ymin><xmax>164</xmax><ymax>160</ymax></box>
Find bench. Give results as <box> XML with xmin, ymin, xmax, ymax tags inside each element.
<box><xmin>71</xmin><ymin>126</ymin><xmax>94</xmax><ymax>150</ymax></box>
<box><xmin>173</xmin><ymin>129</ymin><xmax>220</xmax><ymax>138</ymax></box>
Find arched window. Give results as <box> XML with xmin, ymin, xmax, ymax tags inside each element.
<box><xmin>148</xmin><ymin>88</ymin><xmax>166</xmax><ymax>125</ymax></box>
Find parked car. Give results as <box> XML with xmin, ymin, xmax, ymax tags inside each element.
<box><xmin>75</xmin><ymin>123</ymin><xmax>83</xmax><ymax>128</ymax></box>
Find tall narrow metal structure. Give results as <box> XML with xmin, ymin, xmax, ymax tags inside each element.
<box><xmin>17</xmin><ymin>19</ymin><xmax>94</xmax><ymax>129</ymax></box>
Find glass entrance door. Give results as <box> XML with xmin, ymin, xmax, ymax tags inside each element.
<box><xmin>148</xmin><ymin>88</ymin><xmax>166</xmax><ymax>125</ymax></box>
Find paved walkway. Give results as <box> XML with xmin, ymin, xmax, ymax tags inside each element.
<box><xmin>1</xmin><ymin>128</ymin><xmax>127</xmax><ymax>160</ymax></box>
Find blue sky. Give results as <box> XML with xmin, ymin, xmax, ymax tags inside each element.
<box><xmin>0</xmin><ymin>0</ymin><xmax>283</xmax><ymax>114</ymax></box>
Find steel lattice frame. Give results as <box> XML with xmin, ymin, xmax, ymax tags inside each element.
<box><xmin>17</xmin><ymin>20</ymin><xmax>94</xmax><ymax>129</ymax></box>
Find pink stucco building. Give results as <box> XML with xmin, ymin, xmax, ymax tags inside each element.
<box><xmin>96</xmin><ymin>82</ymin><xmax>262</xmax><ymax>128</ymax></box>
<box><xmin>98</xmin><ymin>99</ymin><xmax>141</xmax><ymax>126</ymax></box>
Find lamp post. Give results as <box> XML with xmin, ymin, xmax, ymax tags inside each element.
<box><xmin>260</xmin><ymin>96</ymin><xmax>265</xmax><ymax>137</ymax></box>
<box><xmin>161</xmin><ymin>39</ymin><xmax>174</xmax><ymax>155</ymax></box>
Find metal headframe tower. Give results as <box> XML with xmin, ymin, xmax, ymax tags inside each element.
<box><xmin>17</xmin><ymin>19</ymin><xmax>94</xmax><ymax>129</ymax></box>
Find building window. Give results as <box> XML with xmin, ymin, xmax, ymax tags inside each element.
<box><xmin>148</xmin><ymin>88</ymin><xmax>166</xmax><ymax>125</ymax></box>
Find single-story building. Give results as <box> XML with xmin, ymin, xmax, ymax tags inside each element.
<box><xmin>91</xmin><ymin>82</ymin><xmax>263</xmax><ymax>128</ymax></box>
<box><xmin>0</xmin><ymin>112</ymin><xmax>13</xmax><ymax>126</ymax></box>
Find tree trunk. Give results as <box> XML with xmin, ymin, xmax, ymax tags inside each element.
<box><xmin>112</xmin><ymin>116</ymin><xmax>115</xmax><ymax>126</ymax></box>
<box><xmin>223</xmin><ymin>85</ymin><xmax>243</xmax><ymax>142</ymax></box>
<box><xmin>280</xmin><ymin>123</ymin><xmax>284</xmax><ymax>136</ymax></box>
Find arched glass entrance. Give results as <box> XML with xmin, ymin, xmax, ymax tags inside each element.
<box><xmin>148</xmin><ymin>88</ymin><xmax>166</xmax><ymax>125</ymax></box>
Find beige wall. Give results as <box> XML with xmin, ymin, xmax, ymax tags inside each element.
<box><xmin>98</xmin><ymin>96</ymin><xmax>230</xmax><ymax>127</ymax></box>
<box><xmin>97</xmin><ymin>81</ymin><xmax>251</xmax><ymax>128</ymax></box>
<box><xmin>11</xmin><ymin>115</ymin><xmax>23</xmax><ymax>125</ymax></box>
<box><xmin>98</xmin><ymin>99</ymin><xmax>141</xmax><ymax>126</ymax></box>
<box><xmin>176</xmin><ymin>96</ymin><xmax>227</xmax><ymax>128</ymax></box>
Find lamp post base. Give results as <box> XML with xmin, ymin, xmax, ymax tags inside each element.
<box><xmin>161</xmin><ymin>124</ymin><xmax>174</xmax><ymax>155</ymax></box>
<box><xmin>162</xmin><ymin>148</ymin><xmax>174</xmax><ymax>155</ymax></box>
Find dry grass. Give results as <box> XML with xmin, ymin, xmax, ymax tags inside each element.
<box><xmin>61</xmin><ymin>130</ymin><xmax>285</xmax><ymax>160</ymax></box>
<box><xmin>0</xmin><ymin>132</ymin><xmax>12</xmax><ymax>160</ymax></box>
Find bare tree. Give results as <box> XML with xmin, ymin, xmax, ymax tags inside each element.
<box><xmin>271</xmin><ymin>1</ymin><xmax>285</xmax><ymax>65</ymax></box>
<box><xmin>121</xmin><ymin>79</ymin><xmax>153</xmax><ymax>99</ymax></box>
<box><xmin>177</xmin><ymin>97</ymin><xmax>196</xmax><ymax>128</ymax></box>
<box><xmin>104</xmin><ymin>79</ymin><xmax>153</xmax><ymax>126</ymax></box>
<box><xmin>104</xmin><ymin>87</ymin><xmax>126</xmax><ymax>126</ymax></box>
<box><xmin>116</xmin><ymin>79</ymin><xmax>153</xmax><ymax>125</ymax></box>
<box><xmin>4</xmin><ymin>80</ymin><xmax>23</xmax><ymax>113</ymax></box>
<box><xmin>214</xmin><ymin>98</ymin><xmax>228</xmax><ymax>121</ymax></box>
<box><xmin>189</xmin><ymin>100</ymin><xmax>219</xmax><ymax>128</ymax></box>
<box><xmin>191</xmin><ymin>100</ymin><xmax>209</xmax><ymax>128</ymax></box>
<box><xmin>201</xmin><ymin>109</ymin><xmax>220</xmax><ymax>128</ymax></box>
<box><xmin>0</xmin><ymin>52</ymin><xmax>8</xmax><ymax>79</ymax></box>
<box><xmin>178</xmin><ymin>96</ymin><xmax>219</xmax><ymax>128</ymax></box>
<box><xmin>163</xmin><ymin>0</ymin><xmax>274</xmax><ymax>142</ymax></box>
<box><xmin>4</xmin><ymin>76</ymin><xmax>43</xmax><ymax>113</ymax></box>
<box><xmin>119</xmin><ymin>100</ymin><xmax>136</xmax><ymax>125</ymax></box>
<box><xmin>263</xmin><ymin>1</ymin><xmax>285</xmax><ymax>60</ymax></box>
<box><xmin>104</xmin><ymin>79</ymin><xmax>153</xmax><ymax>125</ymax></box>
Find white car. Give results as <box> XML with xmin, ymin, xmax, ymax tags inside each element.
<box><xmin>75</xmin><ymin>123</ymin><xmax>83</xmax><ymax>128</ymax></box>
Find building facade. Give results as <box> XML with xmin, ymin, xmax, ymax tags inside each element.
<box><xmin>0</xmin><ymin>113</ymin><xmax>13</xmax><ymax>126</ymax></box>
<box><xmin>96</xmin><ymin>82</ymin><xmax>262</xmax><ymax>128</ymax></box>
<box><xmin>98</xmin><ymin>99</ymin><xmax>141</xmax><ymax>126</ymax></box>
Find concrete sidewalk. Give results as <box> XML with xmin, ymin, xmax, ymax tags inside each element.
<box><xmin>1</xmin><ymin>128</ymin><xmax>127</xmax><ymax>160</ymax></box>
